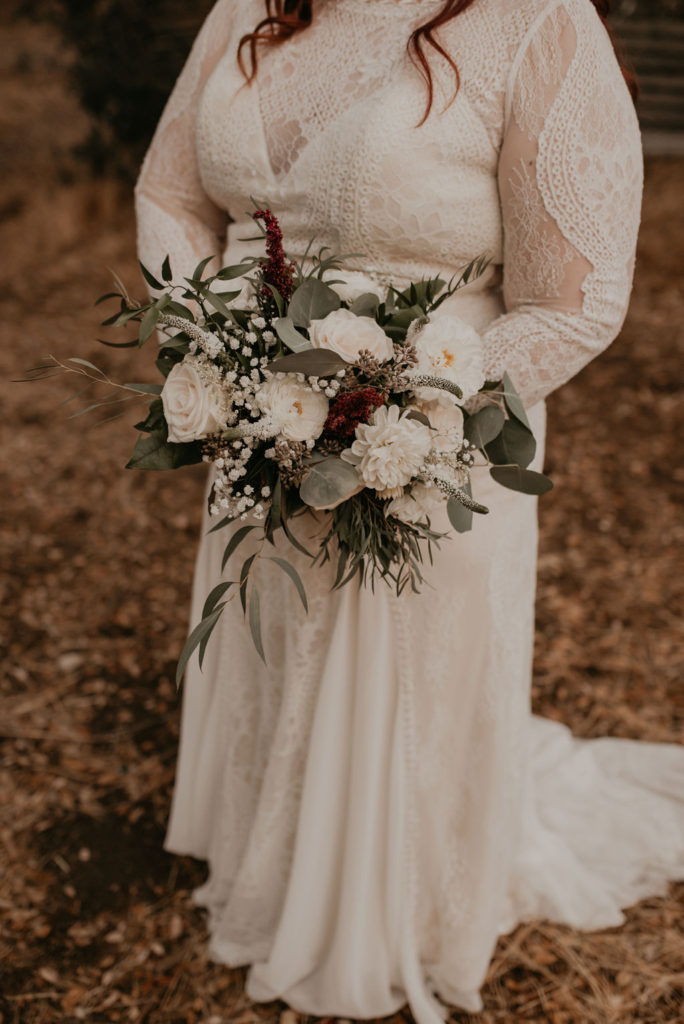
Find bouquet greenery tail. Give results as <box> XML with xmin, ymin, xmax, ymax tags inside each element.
<box><xmin>22</xmin><ymin>203</ymin><xmax>551</xmax><ymax>682</ymax></box>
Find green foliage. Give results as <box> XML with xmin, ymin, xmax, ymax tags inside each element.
<box><xmin>447</xmin><ymin>485</ymin><xmax>474</xmax><ymax>534</ymax></box>
<box><xmin>464</xmin><ymin>406</ymin><xmax>506</xmax><ymax>448</ymax></box>
<box><xmin>126</xmin><ymin>429</ymin><xmax>202</xmax><ymax>470</ymax></box>
<box><xmin>485</xmin><ymin>419</ymin><xmax>537</xmax><ymax>469</ymax></box>
<box><xmin>267</xmin><ymin>348</ymin><xmax>349</xmax><ymax>376</ymax></box>
<box><xmin>288</xmin><ymin>277</ymin><xmax>341</xmax><ymax>328</ymax></box>
<box><xmin>489</xmin><ymin>466</ymin><xmax>553</xmax><ymax>495</ymax></box>
<box><xmin>314</xmin><ymin>490</ymin><xmax>446</xmax><ymax>596</ymax></box>
<box><xmin>298</xmin><ymin>457</ymin><xmax>361</xmax><ymax>509</ymax></box>
<box><xmin>273</xmin><ymin>316</ymin><xmax>312</xmax><ymax>353</ymax></box>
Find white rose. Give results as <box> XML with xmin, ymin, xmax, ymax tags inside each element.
<box><xmin>256</xmin><ymin>374</ymin><xmax>329</xmax><ymax>442</ymax></box>
<box><xmin>310</xmin><ymin>307</ymin><xmax>394</xmax><ymax>364</ymax></box>
<box><xmin>329</xmin><ymin>270</ymin><xmax>385</xmax><ymax>305</ymax></box>
<box><xmin>413</xmin><ymin>314</ymin><xmax>484</xmax><ymax>404</ymax></box>
<box><xmin>161</xmin><ymin>359</ymin><xmax>228</xmax><ymax>443</ymax></box>
<box><xmin>415</xmin><ymin>398</ymin><xmax>464</xmax><ymax>452</ymax></box>
<box><xmin>342</xmin><ymin>404</ymin><xmax>432</xmax><ymax>493</ymax></box>
<box><xmin>387</xmin><ymin>481</ymin><xmax>443</xmax><ymax>523</ymax></box>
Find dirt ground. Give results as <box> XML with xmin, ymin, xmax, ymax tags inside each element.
<box><xmin>0</xmin><ymin>16</ymin><xmax>682</xmax><ymax>1024</ymax></box>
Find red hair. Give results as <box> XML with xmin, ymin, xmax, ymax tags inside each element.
<box><xmin>237</xmin><ymin>0</ymin><xmax>637</xmax><ymax>126</ymax></box>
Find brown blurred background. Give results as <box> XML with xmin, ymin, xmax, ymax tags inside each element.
<box><xmin>1</xmin><ymin>2</ymin><xmax>682</xmax><ymax>1023</ymax></box>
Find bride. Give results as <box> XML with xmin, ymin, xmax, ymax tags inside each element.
<box><xmin>134</xmin><ymin>1</ymin><xmax>684</xmax><ymax>1019</ymax></box>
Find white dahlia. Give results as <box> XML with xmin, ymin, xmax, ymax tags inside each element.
<box><xmin>342</xmin><ymin>404</ymin><xmax>431</xmax><ymax>493</ymax></box>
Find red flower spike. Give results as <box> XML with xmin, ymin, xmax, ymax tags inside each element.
<box><xmin>253</xmin><ymin>208</ymin><xmax>296</xmax><ymax>312</ymax></box>
<box><xmin>324</xmin><ymin>388</ymin><xmax>385</xmax><ymax>439</ymax></box>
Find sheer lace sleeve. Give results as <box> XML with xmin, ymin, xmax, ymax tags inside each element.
<box><xmin>134</xmin><ymin>0</ymin><xmax>235</xmax><ymax>285</ymax></box>
<box><xmin>481</xmin><ymin>0</ymin><xmax>643</xmax><ymax>408</ymax></box>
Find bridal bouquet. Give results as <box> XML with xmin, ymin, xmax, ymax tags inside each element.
<box><xmin>24</xmin><ymin>205</ymin><xmax>551</xmax><ymax>676</ymax></box>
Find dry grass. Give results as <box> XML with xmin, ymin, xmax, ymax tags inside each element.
<box><xmin>0</xmin><ymin>15</ymin><xmax>682</xmax><ymax>1024</ymax></box>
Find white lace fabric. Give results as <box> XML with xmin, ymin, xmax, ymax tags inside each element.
<box><xmin>135</xmin><ymin>0</ymin><xmax>643</xmax><ymax>409</ymax></box>
<box><xmin>134</xmin><ymin>3</ymin><xmax>683</xmax><ymax>1023</ymax></box>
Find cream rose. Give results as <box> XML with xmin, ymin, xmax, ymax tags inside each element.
<box><xmin>342</xmin><ymin>404</ymin><xmax>432</xmax><ymax>494</ymax></box>
<box><xmin>309</xmin><ymin>307</ymin><xmax>394</xmax><ymax>364</ymax></box>
<box><xmin>387</xmin><ymin>481</ymin><xmax>443</xmax><ymax>523</ymax></box>
<box><xmin>161</xmin><ymin>359</ymin><xmax>228</xmax><ymax>443</ymax></box>
<box><xmin>413</xmin><ymin>314</ymin><xmax>484</xmax><ymax>404</ymax></box>
<box><xmin>256</xmin><ymin>374</ymin><xmax>329</xmax><ymax>442</ymax></box>
<box><xmin>415</xmin><ymin>397</ymin><xmax>464</xmax><ymax>452</ymax></box>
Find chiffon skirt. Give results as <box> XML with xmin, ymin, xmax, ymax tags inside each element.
<box><xmin>165</xmin><ymin>398</ymin><xmax>684</xmax><ymax>1021</ymax></box>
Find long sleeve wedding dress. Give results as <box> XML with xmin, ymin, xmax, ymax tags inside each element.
<box><xmin>134</xmin><ymin>1</ymin><xmax>684</xmax><ymax>1019</ymax></box>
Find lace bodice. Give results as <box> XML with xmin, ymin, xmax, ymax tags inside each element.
<box><xmin>135</xmin><ymin>0</ymin><xmax>643</xmax><ymax>408</ymax></box>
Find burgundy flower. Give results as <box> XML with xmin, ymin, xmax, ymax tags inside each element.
<box><xmin>324</xmin><ymin>388</ymin><xmax>385</xmax><ymax>439</ymax></box>
<box><xmin>253</xmin><ymin>208</ymin><xmax>296</xmax><ymax>312</ymax></box>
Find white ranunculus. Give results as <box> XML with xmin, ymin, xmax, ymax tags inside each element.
<box><xmin>387</xmin><ymin>481</ymin><xmax>443</xmax><ymax>524</ymax></box>
<box><xmin>161</xmin><ymin>359</ymin><xmax>228</xmax><ymax>443</ymax></box>
<box><xmin>256</xmin><ymin>374</ymin><xmax>329</xmax><ymax>442</ymax></box>
<box><xmin>413</xmin><ymin>314</ymin><xmax>484</xmax><ymax>404</ymax></box>
<box><xmin>329</xmin><ymin>270</ymin><xmax>385</xmax><ymax>305</ymax></box>
<box><xmin>415</xmin><ymin>397</ymin><xmax>464</xmax><ymax>452</ymax></box>
<box><xmin>309</xmin><ymin>307</ymin><xmax>394</xmax><ymax>364</ymax></box>
<box><xmin>342</xmin><ymin>404</ymin><xmax>431</xmax><ymax>493</ymax></box>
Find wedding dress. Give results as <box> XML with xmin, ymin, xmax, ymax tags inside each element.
<box><xmin>134</xmin><ymin>0</ymin><xmax>684</xmax><ymax>1019</ymax></box>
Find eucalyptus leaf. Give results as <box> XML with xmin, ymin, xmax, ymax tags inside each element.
<box><xmin>447</xmin><ymin>490</ymin><xmax>473</xmax><ymax>533</ymax></box>
<box><xmin>124</xmin><ymin>382</ymin><xmax>163</xmax><ymax>395</ymax></box>
<box><xmin>281</xmin><ymin>516</ymin><xmax>315</xmax><ymax>558</ymax></box>
<box><xmin>274</xmin><ymin>316</ymin><xmax>312</xmax><ymax>353</ymax></box>
<box><xmin>161</xmin><ymin>255</ymin><xmax>173</xmax><ymax>282</ymax></box>
<box><xmin>201</xmin><ymin>582</ymin><xmax>234</xmax><ymax>623</ymax></box>
<box><xmin>349</xmin><ymin>292</ymin><xmax>381</xmax><ymax>318</ymax></box>
<box><xmin>501</xmin><ymin>372</ymin><xmax>531</xmax><ymax>430</ymax></box>
<box><xmin>464</xmin><ymin>406</ymin><xmax>506</xmax><ymax>448</ymax></box>
<box><xmin>249</xmin><ymin>587</ymin><xmax>266</xmax><ymax>662</ymax></box>
<box><xmin>288</xmin><ymin>277</ymin><xmax>341</xmax><ymax>328</ymax></box>
<box><xmin>300</xmin><ymin>457</ymin><xmax>361</xmax><ymax>509</ymax></box>
<box><xmin>267</xmin><ymin>348</ymin><xmax>349</xmax><ymax>377</ymax></box>
<box><xmin>239</xmin><ymin>553</ymin><xmax>257</xmax><ymax>613</ymax></box>
<box><xmin>489</xmin><ymin>466</ymin><xmax>553</xmax><ymax>494</ymax></box>
<box><xmin>207</xmin><ymin>511</ymin><xmax>240</xmax><ymax>534</ymax></box>
<box><xmin>221</xmin><ymin>525</ymin><xmax>258</xmax><ymax>572</ymax></box>
<box><xmin>485</xmin><ymin>418</ymin><xmax>536</xmax><ymax>468</ymax></box>
<box><xmin>267</xmin><ymin>557</ymin><xmax>308</xmax><ymax>612</ymax></box>
<box><xmin>176</xmin><ymin>604</ymin><xmax>225</xmax><ymax>687</ymax></box>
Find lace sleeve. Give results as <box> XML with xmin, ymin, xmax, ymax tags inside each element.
<box><xmin>134</xmin><ymin>0</ymin><xmax>235</xmax><ymax>286</ymax></box>
<box><xmin>481</xmin><ymin>0</ymin><xmax>643</xmax><ymax>408</ymax></box>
